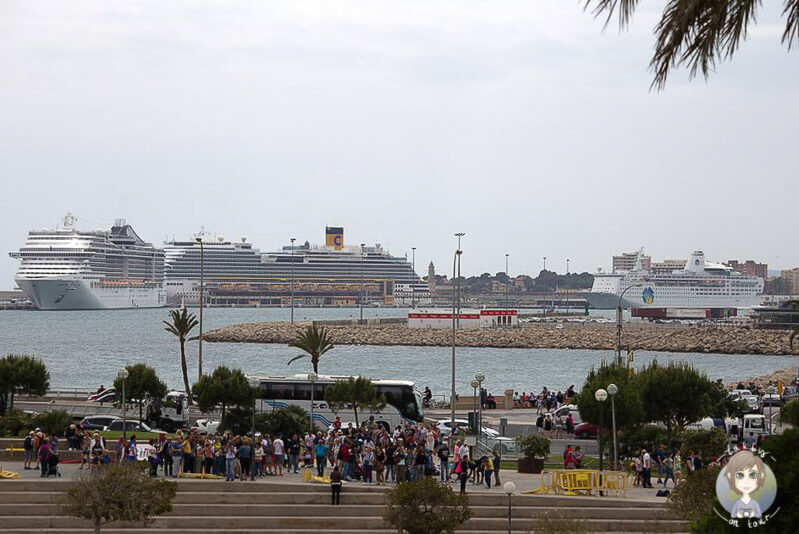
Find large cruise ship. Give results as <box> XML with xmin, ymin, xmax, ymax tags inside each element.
<box><xmin>585</xmin><ymin>250</ymin><xmax>764</xmax><ymax>310</ymax></box>
<box><xmin>163</xmin><ymin>226</ymin><xmax>424</xmax><ymax>306</ymax></box>
<box><xmin>10</xmin><ymin>214</ymin><xmax>166</xmax><ymax>310</ymax></box>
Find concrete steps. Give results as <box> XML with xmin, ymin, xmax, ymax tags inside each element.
<box><xmin>0</xmin><ymin>479</ymin><xmax>688</xmax><ymax>533</ymax></box>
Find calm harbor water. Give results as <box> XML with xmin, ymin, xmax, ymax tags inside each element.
<box><xmin>1</xmin><ymin>307</ymin><xmax>797</xmax><ymax>396</ymax></box>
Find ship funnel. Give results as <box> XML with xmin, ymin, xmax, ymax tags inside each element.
<box><xmin>325</xmin><ymin>226</ymin><xmax>344</xmax><ymax>250</ymax></box>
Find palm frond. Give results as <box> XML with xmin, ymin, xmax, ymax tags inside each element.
<box><xmin>785</xmin><ymin>0</ymin><xmax>799</xmax><ymax>49</ymax></box>
<box><xmin>585</xmin><ymin>0</ymin><xmax>640</xmax><ymax>30</ymax></box>
<box><xmin>287</xmin><ymin>355</ymin><xmax>308</xmax><ymax>366</ymax></box>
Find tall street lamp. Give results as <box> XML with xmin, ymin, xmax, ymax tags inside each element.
<box><xmin>503</xmin><ymin>481</ymin><xmax>516</xmax><ymax>534</ymax></box>
<box><xmin>505</xmin><ymin>253</ymin><xmax>509</xmax><ymax>309</ymax></box>
<box><xmin>607</xmin><ymin>383</ymin><xmax>619</xmax><ymax>470</ymax></box>
<box><xmin>411</xmin><ymin>247</ymin><xmax>416</xmax><ymax>309</ymax></box>
<box><xmin>359</xmin><ymin>243</ymin><xmax>366</xmax><ymax>323</ymax></box>
<box><xmin>543</xmin><ymin>256</ymin><xmax>547</xmax><ymax>272</ymax></box>
<box><xmin>595</xmin><ymin>388</ymin><xmax>608</xmax><ymax>495</ymax></box>
<box><xmin>454</xmin><ymin>233</ymin><xmax>464</xmax><ymax>329</ymax></box>
<box><xmin>449</xmin><ymin>246</ymin><xmax>462</xmax><ymax>451</ymax></box>
<box><xmin>290</xmin><ymin>237</ymin><xmax>296</xmax><ymax>324</ymax></box>
<box><xmin>248</xmin><ymin>376</ymin><xmax>259</xmax><ymax>481</ymax></box>
<box><xmin>475</xmin><ymin>372</ymin><xmax>485</xmax><ymax>436</ymax></box>
<box><xmin>616</xmin><ymin>284</ymin><xmax>642</xmax><ymax>366</ymax></box>
<box><xmin>118</xmin><ymin>367</ymin><xmax>129</xmax><ymax>444</ymax></box>
<box><xmin>195</xmin><ymin>236</ymin><xmax>204</xmax><ymax>379</ymax></box>
<box><xmin>308</xmin><ymin>372</ymin><xmax>318</xmax><ymax>434</ymax></box>
<box><xmin>470</xmin><ymin>379</ymin><xmax>480</xmax><ymax>435</ymax></box>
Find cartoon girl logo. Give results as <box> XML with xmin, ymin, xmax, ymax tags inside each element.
<box><xmin>715</xmin><ymin>450</ymin><xmax>778</xmax><ymax>525</ymax></box>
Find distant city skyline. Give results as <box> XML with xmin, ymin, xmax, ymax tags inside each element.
<box><xmin>2</xmin><ymin>1</ymin><xmax>797</xmax><ymax>289</ymax></box>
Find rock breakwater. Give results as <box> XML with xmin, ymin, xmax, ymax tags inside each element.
<box><xmin>204</xmin><ymin>322</ymin><xmax>799</xmax><ymax>356</ymax></box>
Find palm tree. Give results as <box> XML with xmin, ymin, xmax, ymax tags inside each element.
<box><xmin>585</xmin><ymin>1</ymin><xmax>799</xmax><ymax>90</ymax></box>
<box><xmin>287</xmin><ymin>324</ymin><xmax>335</xmax><ymax>374</ymax></box>
<box><xmin>164</xmin><ymin>307</ymin><xmax>198</xmax><ymax>404</ymax></box>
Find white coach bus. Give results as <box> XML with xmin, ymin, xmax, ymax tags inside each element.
<box><xmin>248</xmin><ymin>374</ymin><xmax>424</xmax><ymax>429</ymax></box>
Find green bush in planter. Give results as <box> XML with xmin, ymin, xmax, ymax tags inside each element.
<box><xmin>515</xmin><ymin>434</ymin><xmax>551</xmax><ymax>459</ymax></box>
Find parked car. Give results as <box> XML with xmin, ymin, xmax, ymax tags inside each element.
<box><xmin>573</xmin><ymin>422</ymin><xmax>598</xmax><ymax>439</ymax></box>
<box><xmin>760</xmin><ymin>392</ymin><xmax>781</xmax><ymax>407</ymax></box>
<box><xmin>781</xmin><ymin>386</ymin><xmax>798</xmax><ymax>403</ymax></box>
<box><xmin>549</xmin><ymin>404</ymin><xmax>582</xmax><ymax>425</ymax></box>
<box><xmin>107</xmin><ymin>419</ymin><xmax>165</xmax><ymax>434</ymax></box>
<box><xmin>79</xmin><ymin>415</ymin><xmax>121</xmax><ymax>430</ymax></box>
<box><xmin>739</xmin><ymin>395</ymin><xmax>761</xmax><ymax>414</ymax></box>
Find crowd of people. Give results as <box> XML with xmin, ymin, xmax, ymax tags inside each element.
<box><xmin>25</xmin><ymin>416</ymin><xmax>505</xmax><ymax>502</ymax></box>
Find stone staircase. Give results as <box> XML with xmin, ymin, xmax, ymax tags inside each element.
<box><xmin>0</xmin><ymin>479</ymin><xmax>689</xmax><ymax>533</ymax></box>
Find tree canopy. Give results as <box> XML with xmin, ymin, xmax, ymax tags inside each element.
<box><xmin>384</xmin><ymin>477</ymin><xmax>471</xmax><ymax>534</ymax></box>
<box><xmin>113</xmin><ymin>363</ymin><xmax>167</xmax><ymax>422</ymax></box>
<box><xmin>575</xmin><ymin>362</ymin><xmax>643</xmax><ymax>430</ymax></box>
<box><xmin>192</xmin><ymin>366</ymin><xmax>253</xmax><ymax>419</ymax></box>
<box><xmin>61</xmin><ymin>462</ymin><xmax>176</xmax><ymax>533</ymax></box>
<box><xmin>325</xmin><ymin>376</ymin><xmax>386</xmax><ymax>428</ymax></box>
<box><xmin>585</xmin><ymin>0</ymin><xmax>799</xmax><ymax>90</ymax></box>
<box><xmin>637</xmin><ymin>361</ymin><xmax>718</xmax><ymax>440</ymax></box>
<box><xmin>287</xmin><ymin>324</ymin><xmax>335</xmax><ymax>374</ymax></box>
<box><xmin>0</xmin><ymin>354</ymin><xmax>49</xmax><ymax>415</ymax></box>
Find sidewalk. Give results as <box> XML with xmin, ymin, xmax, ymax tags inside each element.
<box><xmin>0</xmin><ymin>460</ymin><xmax>669</xmax><ymax>503</ymax></box>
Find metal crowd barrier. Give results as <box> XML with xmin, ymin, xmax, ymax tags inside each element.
<box><xmin>523</xmin><ymin>469</ymin><xmax>633</xmax><ymax>497</ymax></box>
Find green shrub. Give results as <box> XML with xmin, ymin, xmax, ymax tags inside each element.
<box><xmin>667</xmin><ymin>464</ymin><xmax>721</xmax><ymax>522</ymax></box>
<box><xmin>383</xmin><ymin>477</ymin><xmax>470</xmax><ymax>534</ymax></box>
<box><xmin>0</xmin><ymin>409</ymin><xmax>33</xmax><ymax>437</ymax></box>
<box><xmin>33</xmin><ymin>410</ymin><xmax>72</xmax><ymax>436</ymax></box>
<box><xmin>515</xmin><ymin>433</ymin><xmax>551</xmax><ymax>459</ymax></box>
<box><xmin>679</xmin><ymin>428</ymin><xmax>728</xmax><ymax>463</ymax></box>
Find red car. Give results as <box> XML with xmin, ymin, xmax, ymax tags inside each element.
<box><xmin>574</xmin><ymin>422</ymin><xmax>598</xmax><ymax>439</ymax></box>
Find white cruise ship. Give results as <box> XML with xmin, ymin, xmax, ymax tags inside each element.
<box><xmin>585</xmin><ymin>250</ymin><xmax>764</xmax><ymax>310</ymax></box>
<box><xmin>9</xmin><ymin>214</ymin><xmax>166</xmax><ymax>310</ymax></box>
<box><xmin>163</xmin><ymin>227</ymin><xmax>425</xmax><ymax>306</ymax></box>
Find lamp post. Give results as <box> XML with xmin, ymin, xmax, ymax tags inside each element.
<box><xmin>503</xmin><ymin>481</ymin><xmax>516</xmax><ymax>534</ymax></box>
<box><xmin>308</xmin><ymin>372</ymin><xmax>318</xmax><ymax>434</ymax></box>
<box><xmin>454</xmin><ymin>233</ymin><xmax>464</xmax><ymax>329</ymax></box>
<box><xmin>411</xmin><ymin>247</ymin><xmax>416</xmax><ymax>309</ymax></box>
<box><xmin>290</xmin><ymin>237</ymin><xmax>296</xmax><ymax>324</ymax></box>
<box><xmin>505</xmin><ymin>253</ymin><xmax>509</xmax><ymax>309</ymax></box>
<box><xmin>475</xmin><ymin>372</ymin><xmax>485</xmax><ymax>436</ymax></box>
<box><xmin>595</xmin><ymin>388</ymin><xmax>608</xmax><ymax>495</ymax></box>
<box><xmin>471</xmin><ymin>379</ymin><xmax>480</xmax><ymax>435</ymax></box>
<box><xmin>566</xmin><ymin>258</ymin><xmax>570</xmax><ymax>275</ymax></box>
<box><xmin>195</xmin><ymin>236</ymin><xmax>204</xmax><ymax>379</ymax></box>
<box><xmin>607</xmin><ymin>383</ymin><xmax>619</xmax><ymax>470</ymax></box>
<box><xmin>248</xmin><ymin>376</ymin><xmax>259</xmax><ymax>481</ymax></box>
<box><xmin>359</xmin><ymin>243</ymin><xmax>366</xmax><ymax>323</ymax></box>
<box><xmin>615</xmin><ymin>284</ymin><xmax>641</xmax><ymax>366</ymax></box>
<box><xmin>543</xmin><ymin>257</ymin><xmax>546</xmax><ymax>272</ymax></box>
<box><xmin>118</xmin><ymin>367</ymin><xmax>129</xmax><ymax>444</ymax></box>
<box><xmin>449</xmin><ymin>246</ymin><xmax>462</xmax><ymax>451</ymax></box>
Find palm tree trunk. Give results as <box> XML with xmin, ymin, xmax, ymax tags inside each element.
<box><xmin>94</xmin><ymin>519</ymin><xmax>101</xmax><ymax>534</ymax></box>
<box><xmin>312</xmin><ymin>358</ymin><xmax>318</xmax><ymax>374</ymax></box>
<box><xmin>180</xmin><ymin>339</ymin><xmax>193</xmax><ymax>404</ymax></box>
<box><xmin>353</xmin><ymin>404</ymin><xmax>359</xmax><ymax>429</ymax></box>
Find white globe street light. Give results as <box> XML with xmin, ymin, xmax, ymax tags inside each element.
<box><xmin>475</xmin><ymin>372</ymin><xmax>486</xmax><ymax>436</ymax></box>
<box><xmin>503</xmin><ymin>481</ymin><xmax>516</xmax><ymax>534</ymax></box>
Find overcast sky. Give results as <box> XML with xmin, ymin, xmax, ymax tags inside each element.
<box><xmin>1</xmin><ymin>1</ymin><xmax>797</xmax><ymax>289</ymax></box>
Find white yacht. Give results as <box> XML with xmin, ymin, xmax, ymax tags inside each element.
<box><xmin>585</xmin><ymin>250</ymin><xmax>764</xmax><ymax>309</ymax></box>
<box><xmin>9</xmin><ymin>214</ymin><xmax>166</xmax><ymax>310</ymax></box>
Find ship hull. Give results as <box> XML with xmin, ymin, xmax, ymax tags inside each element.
<box><xmin>16</xmin><ymin>278</ymin><xmax>166</xmax><ymax>310</ymax></box>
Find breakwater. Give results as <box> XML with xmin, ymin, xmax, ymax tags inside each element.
<box><xmin>204</xmin><ymin>322</ymin><xmax>799</xmax><ymax>356</ymax></box>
